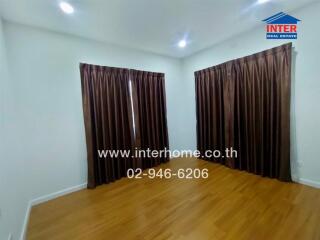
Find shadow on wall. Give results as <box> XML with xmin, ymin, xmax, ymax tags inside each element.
<box><xmin>291</xmin><ymin>48</ymin><xmax>299</xmax><ymax>180</ymax></box>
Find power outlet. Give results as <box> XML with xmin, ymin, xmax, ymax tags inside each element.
<box><xmin>8</xmin><ymin>233</ymin><xmax>12</xmax><ymax>240</ymax></box>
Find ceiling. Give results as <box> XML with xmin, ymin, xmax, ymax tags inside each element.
<box><xmin>0</xmin><ymin>0</ymin><xmax>317</xmax><ymax>58</ymax></box>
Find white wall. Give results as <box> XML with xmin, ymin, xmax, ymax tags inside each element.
<box><xmin>0</xmin><ymin>16</ymin><xmax>8</xmax><ymax>240</ymax></box>
<box><xmin>1</xmin><ymin>17</ymin><xmax>28</xmax><ymax>240</ymax></box>
<box><xmin>181</xmin><ymin>2</ymin><xmax>320</xmax><ymax>185</ymax></box>
<box><xmin>2</xmin><ymin>21</ymin><xmax>184</xmax><ymax>239</ymax></box>
<box><xmin>1</xmin><ymin>17</ymin><xmax>31</xmax><ymax>240</ymax></box>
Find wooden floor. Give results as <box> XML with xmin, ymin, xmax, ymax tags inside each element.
<box><xmin>27</xmin><ymin>157</ymin><xmax>320</xmax><ymax>240</ymax></box>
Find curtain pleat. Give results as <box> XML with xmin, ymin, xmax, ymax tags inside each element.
<box><xmin>130</xmin><ymin>70</ymin><xmax>169</xmax><ymax>169</ymax></box>
<box><xmin>80</xmin><ymin>64</ymin><xmax>137</xmax><ymax>188</ymax></box>
<box><xmin>195</xmin><ymin>43</ymin><xmax>292</xmax><ymax>181</ymax></box>
<box><xmin>80</xmin><ymin>64</ymin><xmax>169</xmax><ymax>188</ymax></box>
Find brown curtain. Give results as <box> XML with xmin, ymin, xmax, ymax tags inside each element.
<box><xmin>131</xmin><ymin>70</ymin><xmax>169</xmax><ymax>168</ymax></box>
<box><xmin>80</xmin><ymin>64</ymin><xmax>169</xmax><ymax>188</ymax></box>
<box><xmin>80</xmin><ymin>64</ymin><xmax>138</xmax><ymax>188</ymax></box>
<box><xmin>195</xmin><ymin>43</ymin><xmax>292</xmax><ymax>181</ymax></box>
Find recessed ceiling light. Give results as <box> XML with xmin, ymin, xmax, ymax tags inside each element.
<box><xmin>59</xmin><ymin>2</ymin><xmax>74</xmax><ymax>14</ymax></box>
<box><xmin>257</xmin><ymin>0</ymin><xmax>270</xmax><ymax>4</ymax></box>
<box><xmin>178</xmin><ymin>39</ymin><xmax>187</xmax><ymax>48</ymax></box>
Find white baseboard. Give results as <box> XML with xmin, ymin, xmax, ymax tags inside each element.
<box><xmin>30</xmin><ymin>183</ymin><xmax>87</xmax><ymax>206</ymax></box>
<box><xmin>19</xmin><ymin>202</ymin><xmax>31</xmax><ymax>240</ymax></box>
<box><xmin>20</xmin><ymin>182</ymin><xmax>87</xmax><ymax>240</ymax></box>
<box><xmin>297</xmin><ymin>178</ymin><xmax>320</xmax><ymax>189</ymax></box>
